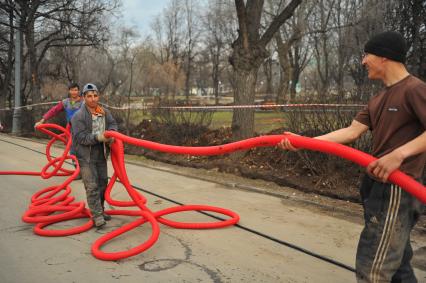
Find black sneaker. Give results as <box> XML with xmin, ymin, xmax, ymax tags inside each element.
<box><xmin>93</xmin><ymin>216</ymin><xmax>106</xmax><ymax>228</ymax></box>
<box><xmin>103</xmin><ymin>213</ymin><xmax>112</xmax><ymax>221</ymax></box>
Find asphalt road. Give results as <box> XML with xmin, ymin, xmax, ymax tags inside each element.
<box><xmin>0</xmin><ymin>134</ymin><xmax>425</xmax><ymax>283</ymax></box>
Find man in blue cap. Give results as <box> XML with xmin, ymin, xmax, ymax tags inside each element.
<box><xmin>71</xmin><ymin>83</ymin><xmax>118</xmax><ymax>228</ymax></box>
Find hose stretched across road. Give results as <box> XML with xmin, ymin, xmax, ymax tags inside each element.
<box><xmin>106</xmin><ymin>130</ymin><xmax>426</xmax><ymax>204</ymax></box>
<box><xmin>1</xmin><ymin>124</ymin><xmax>425</xmax><ymax>261</ymax></box>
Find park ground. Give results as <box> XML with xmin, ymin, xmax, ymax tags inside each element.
<box><xmin>0</xmin><ymin>133</ymin><xmax>425</xmax><ymax>283</ymax></box>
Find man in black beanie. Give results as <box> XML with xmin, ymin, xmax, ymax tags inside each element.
<box><xmin>279</xmin><ymin>31</ymin><xmax>426</xmax><ymax>282</ymax></box>
<box><xmin>364</xmin><ymin>31</ymin><xmax>407</xmax><ymax>64</ymax></box>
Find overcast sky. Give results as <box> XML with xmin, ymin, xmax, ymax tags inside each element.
<box><xmin>120</xmin><ymin>0</ymin><xmax>170</xmax><ymax>36</ymax></box>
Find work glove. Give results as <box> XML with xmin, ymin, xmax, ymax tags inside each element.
<box><xmin>96</xmin><ymin>132</ymin><xmax>111</xmax><ymax>143</ymax></box>
<box><xmin>34</xmin><ymin>119</ymin><xmax>45</xmax><ymax>128</ymax></box>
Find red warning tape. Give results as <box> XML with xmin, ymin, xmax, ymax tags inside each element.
<box><xmin>0</xmin><ymin>102</ymin><xmax>365</xmax><ymax>111</ymax></box>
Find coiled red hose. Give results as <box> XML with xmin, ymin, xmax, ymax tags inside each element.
<box><xmin>0</xmin><ymin>124</ymin><xmax>240</xmax><ymax>261</ymax></box>
<box><xmin>1</xmin><ymin>125</ymin><xmax>425</xmax><ymax>261</ymax></box>
<box><xmin>1</xmin><ymin>124</ymin><xmax>93</xmax><ymax>236</ymax></box>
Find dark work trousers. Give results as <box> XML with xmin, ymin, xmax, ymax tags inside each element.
<box><xmin>78</xmin><ymin>143</ymin><xmax>108</xmax><ymax>219</ymax></box>
<box><xmin>356</xmin><ymin>174</ymin><xmax>424</xmax><ymax>283</ymax></box>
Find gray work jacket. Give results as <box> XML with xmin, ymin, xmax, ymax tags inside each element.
<box><xmin>70</xmin><ymin>105</ymin><xmax>118</xmax><ymax>162</ymax></box>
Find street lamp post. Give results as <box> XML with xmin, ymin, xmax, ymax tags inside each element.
<box><xmin>12</xmin><ymin>3</ymin><xmax>22</xmax><ymax>135</ymax></box>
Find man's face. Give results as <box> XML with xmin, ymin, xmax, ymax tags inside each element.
<box><xmin>69</xmin><ymin>87</ymin><xmax>80</xmax><ymax>99</ymax></box>
<box><xmin>84</xmin><ymin>91</ymin><xmax>99</xmax><ymax>108</ymax></box>
<box><xmin>362</xmin><ymin>53</ymin><xmax>385</xmax><ymax>80</ymax></box>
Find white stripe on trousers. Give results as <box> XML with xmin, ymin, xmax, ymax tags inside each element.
<box><xmin>369</xmin><ymin>185</ymin><xmax>401</xmax><ymax>283</ymax></box>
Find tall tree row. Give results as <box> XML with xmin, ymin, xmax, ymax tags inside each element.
<box><xmin>0</xmin><ymin>0</ymin><xmax>118</xmax><ymax>115</ymax></box>
<box><xmin>1</xmin><ymin>0</ymin><xmax>424</xmax><ymax>138</ymax></box>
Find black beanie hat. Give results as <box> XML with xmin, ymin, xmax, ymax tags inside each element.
<box><xmin>364</xmin><ymin>31</ymin><xmax>407</xmax><ymax>63</ymax></box>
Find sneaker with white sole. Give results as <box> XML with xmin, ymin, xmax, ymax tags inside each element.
<box><xmin>93</xmin><ymin>216</ymin><xmax>106</xmax><ymax>228</ymax></box>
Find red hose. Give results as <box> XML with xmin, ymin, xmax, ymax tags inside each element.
<box><xmin>0</xmin><ymin>124</ymin><xmax>240</xmax><ymax>261</ymax></box>
<box><xmin>94</xmin><ymin>138</ymin><xmax>240</xmax><ymax>261</ymax></box>
<box><xmin>1</xmin><ymin>125</ymin><xmax>425</xmax><ymax>261</ymax></box>
<box><xmin>103</xmin><ymin>132</ymin><xmax>426</xmax><ymax>204</ymax></box>
<box><xmin>1</xmin><ymin>124</ymin><xmax>93</xmax><ymax>236</ymax></box>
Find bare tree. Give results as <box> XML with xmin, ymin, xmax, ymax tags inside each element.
<box><xmin>0</xmin><ymin>0</ymin><xmax>15</xmax><ymax>112</ymax></box>
<box><xmin>151</xmin><ymin>0</ymin><xmax>185</xmax><ymax>100</ymax></box>
<box><xmin>385</xmin><ymin>0</ymin><xmax>426</xmax><ymax>80</ymax></box>
<box><xmin>283</xmin><ymin>2</ymin><xmax>311</xmax><ymax>101</ymax></box>
<box><xmin>114</xmin><ymin>27</ymin><xmax>140</xmax><ymax>134</ymax></box>
<box><xmin>150</xmin><ymin>17</ymin><xmax>167</xmax><ymax>64</ymax></box>
<box><xmin>203</xmin><ymin>0</ymin><xmax>235</xmax><ymax>104</ymax></box>
<box><xmin>262</xmin><ymin>56</ymin><xmax>274</xmax><ymax>95</ymax></box>
<box><xmin>275</xmin><ymin>31</ymin><xmax>292</xmax><ymax>103</ymax></box>
<box><xmin>182</xmin><ymin>0</ymin><xmax>201</xmax><ymax>102</ymax></box>
<box><xmin>266</xmin><ymin>0</ymin><xmax>302</xmax><ymax>102</ymax></box>
<box><xmin>308</xmin><ymin>0</ymin><xmax>336</xmax><ymax>97</ymax></box>
<box><xmin>3</xmin><ymin>0</ymin><xmax>118</xmax><ymax>109</ymax></box>
<box><xmin>229</xmin><ymin>0</ymin><xmax>302</xmax><ymax>141</ymax></box>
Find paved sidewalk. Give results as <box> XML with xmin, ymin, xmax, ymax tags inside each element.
<box><xmin>0</xmin><ymin>134</ymin><xmax>424</xmax><ymax>283</ymax></box>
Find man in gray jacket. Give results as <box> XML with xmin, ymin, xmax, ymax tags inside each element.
<box><xmin>71</xmin><ymin>83</ymin><xmax>118</xmax><ymax>228</ymax></box>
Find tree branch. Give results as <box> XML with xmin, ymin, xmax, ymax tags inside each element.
<box><xmin>234</xmin><ymin>0</ymin><xmax>249</xmax><ymax>50</ymax></box>
<box><xmin>259</xmin><ymin>0</ymin><xmax>302</xmax><ymax>47</ymax></box>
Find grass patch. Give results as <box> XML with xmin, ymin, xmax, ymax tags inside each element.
<box><xmin>210</xmin><ymin>111</ymin><xmax>285</xmax><ymax>133</ymax></box>
<box><xmin>121</xmin><ymin>109</ymin><xmax>286</xmax><ymax>134</ymax></box>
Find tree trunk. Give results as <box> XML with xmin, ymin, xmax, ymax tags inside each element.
<box><xmin>184</xmin><ymin>60</ymin><xmax>191</xmax><ymax>103</ymax></box>
<box><xmin>275</xmin><ymin>32</ymin><xmax>292</xmax><ymax>103</ymax></box>
<box><xmin>230</xmin><ymin>40</ymin><xmax>267</xmax><ymax>141</ymax></box>
<box><xmin>290</xmin><ymin>64</ymin><xmax>301</xmax><ymax>101</ymax></box>
<box><xmin>263</xmin><ymin>58</ymin><xmax>273</xmax><ymax>94</ymax></box>
<box><xmin>230</xmin><ymin>0</ymin><xmax>301</xmax><ymax>141</ymax></box>
<box><xmin>277</xmin><ymin>66</ymin><xmax>290</xmax><ymax>104</ymax></box>
<box><xmin>212</xmin><ymin>50</ymin><xmax>220</xmax><ymax>105</ymax></box>
<box><xmin>213</xmin><ymin>71</ymin><xmax>219</xmax><ymax>105</ymax></box>
<box><xmin>231</xmin><ymin>68</ymin><xmax>258</xmax><ymax>141</ymax></box>
<box><xmin>0</xmin><ymin>7</ymin><xmax>14</xmax><ymax>115</ymax></box>
<box><xmin>126</xmin><ymin>59</ymin><xmax>134</xmax><ymax>135</ymax></box>
<box><xmin>26</xmin><ymin>20</ymin><xmax>41</xmax><ymax>105</ymax></box>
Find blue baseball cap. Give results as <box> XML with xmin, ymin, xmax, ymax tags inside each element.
<box><xmin>82</xmin><ymin>83</ymin><xmax>99</xmax><ymax>95</ymax></box>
